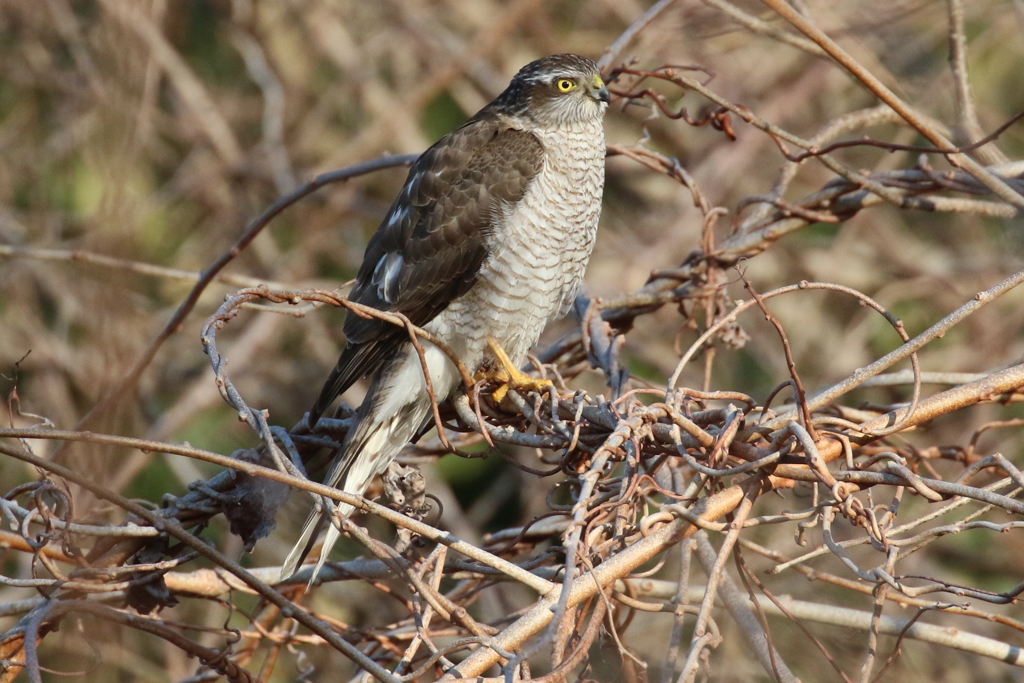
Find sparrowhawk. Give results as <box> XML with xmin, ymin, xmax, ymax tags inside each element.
<box><xmin>283</xmin><ymin>54</ymin><xmax>610</xmax><ymax>579</ymax></box>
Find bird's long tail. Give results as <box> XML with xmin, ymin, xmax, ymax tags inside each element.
<box><xmin>281</xmin><ymin>402</ymin><xmax>425</xmax><ymax>581</ymax></box>
<box><xmin>281</xmin><ymin>342</ymin><xmax>457</xmax><ymax>582</ymax></box>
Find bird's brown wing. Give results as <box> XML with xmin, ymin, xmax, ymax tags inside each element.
<box><xmin>310</xmin><ymin>117</ymin><xmax>544</xmax><ymax>423</ymax></box>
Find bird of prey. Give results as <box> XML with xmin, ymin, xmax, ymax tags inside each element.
<box><xmin>283</xmin><ymin>54</ymin><xmax>609</xmax><ymax>579</ymax></box>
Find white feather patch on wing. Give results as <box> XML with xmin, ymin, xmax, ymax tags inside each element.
<box><xmin>371</xmin><ymin>252</ymin><xmax>405</xmax><ymax>304</ymax></box>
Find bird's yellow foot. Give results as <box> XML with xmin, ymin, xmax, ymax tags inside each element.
<box><xmin>475</xmin><ymin>338</ymin><xmax>554</xmax><ymax>403</ymax></box>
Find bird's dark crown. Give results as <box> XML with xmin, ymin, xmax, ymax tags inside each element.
<box><xmin>513</xmin><ymin>54</ymin><xmax>600</xmax><ymax>85</ymax></box>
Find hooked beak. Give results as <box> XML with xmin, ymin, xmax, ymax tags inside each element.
<box><xmin>589</xmin><ymin>75</ymin><xmax>611</xmax><ymax>105</ymax></box>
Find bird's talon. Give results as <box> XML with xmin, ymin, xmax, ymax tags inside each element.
<box><xmin>476</xmin><ymin>370</ymin><xmax>554</xmax><ymax>402</ymax></box>
<box><xmin>477</xmin><ymin>338</ymin><xmax>556</xmax><ymax>403</ymax></box>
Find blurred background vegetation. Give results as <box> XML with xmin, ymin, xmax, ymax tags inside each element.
<box><xmin>1</xmin><ymin>0</ymin><xmax>1024</xmax><ymax>681</ymax></box>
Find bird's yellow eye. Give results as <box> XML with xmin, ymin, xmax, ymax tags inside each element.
<box><xmin>556</xmin><ymin>79</ymin><xmax>577</xmax><ymax>93</ymax></box>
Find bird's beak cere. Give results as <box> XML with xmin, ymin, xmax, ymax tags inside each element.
<box><xmin>589</xmin><ymin>75</ymin><xmax>611</xmax><ymax>105</ymax></box>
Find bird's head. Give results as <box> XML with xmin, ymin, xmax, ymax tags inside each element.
<box><xmin>490</xmin><ymin>54</ymin><xmax>610</xmax><ymax>127</ymax></box>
